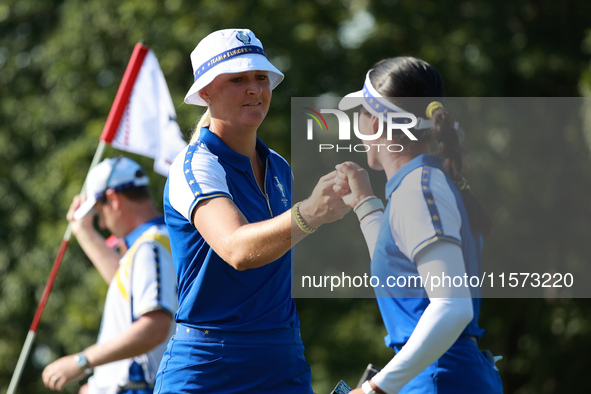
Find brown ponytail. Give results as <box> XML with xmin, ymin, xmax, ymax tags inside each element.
<box><xmin>431</xmin><ymin>107</ymin><xmax>461</xmax><ymax>181</ymax></box>
<box><xmin>431</xmin><ymin>107</ymin><xmax>493</xmax><ymax>237</ymax></box>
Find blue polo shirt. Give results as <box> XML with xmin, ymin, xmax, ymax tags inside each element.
<box><xmin>371</xmin><ymin>154</ymin><xmax>485</xmax><ymax>349</ymax></box>
<box><xmin>163</xmin><ymin>127</ymin><xmax>296</xmax><ymax>333</ymax></box>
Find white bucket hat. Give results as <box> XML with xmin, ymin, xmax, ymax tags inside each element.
<box><xmin>184</xmin><ymin>28</ymin><xmax>284</xmax><ymax>106</ymax></box>
<box><xmin>73</xmin><ymin>157</ymin><xmax>150</xmax><ymax>220</ymax></box>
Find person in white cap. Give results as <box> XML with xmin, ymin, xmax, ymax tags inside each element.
<box><xmin>155</xmin><ymin>29</ymin><xmax>349</xmax><ymax>394</ymax></box>
<box><xmin>42</xmin><ymin>156</ymin><xmax>177</xmax><ymax>394</ymax></box>
<box><xmin>332</xmin><ymin>57</ymin><xmax>502</xmax><ymax>394</ymax></box>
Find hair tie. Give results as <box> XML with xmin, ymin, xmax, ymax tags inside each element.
<box><xmin>425</xmin><ymin>101</ymin><xmax>444</xmax><ymax>119</ymax></box>
<box><xmin>455</xmin><ymin>177</ymin><xmax>471</xmax><ymax>192</ymax></box>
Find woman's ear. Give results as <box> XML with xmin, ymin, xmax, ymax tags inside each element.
<box><xmin>369</xmin><ymin>114</ymin><xmax>404</xmax><ymax>143</ymax></box>
<box><xmin>370</xmin><ymin>115</ymin><xmax>382</xmax><ymax>134</ymax></box>
<box><xmin>198</xmin><ymin>89</ymin><xmax>210</xmax><ymax>103</ymax></box>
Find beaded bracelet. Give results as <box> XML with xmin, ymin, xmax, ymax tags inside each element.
<box><xmin>292</xmin><ymin>201</ymin><xmax>317</xmax><ymax>234</ymax></box>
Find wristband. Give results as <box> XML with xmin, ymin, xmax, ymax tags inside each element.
<box><xmin>292</xmin><ymin>201</ymin><xmax>317</xmax><ymax>234</ymax></box>
<box><xmin>354</xmin><ymin>196</ymin><xmax>384</xmax><ymax>221</ymax></box>
<box><xmin>362</xmin><ymin>380</ymin><xmax>379</xmax><ymax>394</ymax></box>
<box><xmin>353</xmin><ymin>196</ymin><xmax>377</xmax><ymax>211</ymax></box>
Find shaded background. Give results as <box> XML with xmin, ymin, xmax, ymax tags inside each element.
<box><xmin>1</xmin><ymin>0</ymin><xmax>591</xmax><ymax>393</ymax></box>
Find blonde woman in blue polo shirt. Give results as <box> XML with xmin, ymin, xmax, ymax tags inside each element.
<box><xmin>333</xmin><ymin>57</ymin><xmax>503</xmax><ymax>394</ymax></box>
<box><xmin>154</xmin><ymin>29</ymin><xmax>349</xmax><ymax>394</ymax></box>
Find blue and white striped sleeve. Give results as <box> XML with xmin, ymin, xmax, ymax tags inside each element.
<box><xmin>390</xmin><ymin>166</ymin><xmax>462</xmax><ymax>261</ymax></box>
<box><xmin>167</xmin><ymin>144</ymin><xmax>232</xmax><ymax>223</ymax></box>
<box><xmin>131</xmin><ymin>240</ymin><xmax>178</xmax><ymax>319</ymax></box>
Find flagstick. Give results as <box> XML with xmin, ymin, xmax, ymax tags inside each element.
<box><xmin>7</xmin><ymin>234</ymin><xmax>70</xmax><ymax>394</ymax></box>
<box><xmin>7</xmin><ymin>42</ymin><xmax>149</xmax><ymax>394</ymax></box>
<box><xmin>6</xmin><ymin>140</ymin><xmax>108</xmax><ymax>394</ymax></box>
<box><xmin>6</xmin><ymin>139</ymin><xmax>107</xmax><ymax>394</ymax></box>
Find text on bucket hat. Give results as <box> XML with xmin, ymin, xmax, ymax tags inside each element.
<box><xmin>73</xmin><ymin>157</ymin><xmax>150</xmax><ymax>220</ymax></box>
<box><xmin>184</xmin><ymin>28</ymin><xmax>284</xmax><ymax>106</ymax></box>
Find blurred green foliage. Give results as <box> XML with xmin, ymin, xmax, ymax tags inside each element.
<box><xmin>1</xmin><ymin>0</ymin><xmax>591</xmax><ymax>393</ymax></box>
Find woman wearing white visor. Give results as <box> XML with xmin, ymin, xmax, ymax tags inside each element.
<box><xmin>333</xmin><ymin>57</ymin><xmax>503</xmax><ymax>394</ymax></box>
<box><xmin>154</xmin><ymin>29</ymin><xmax>349</xmax><ymax>394</ymax></box>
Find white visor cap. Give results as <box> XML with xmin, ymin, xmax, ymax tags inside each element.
<box><xmin>338</xmin><ymin>70</ymin><xmax>436</xmax><ymax>130</ymax></box>
<box><xmin>184</xmin><ymin>29</ymin><xmax>284</xmax><ymax>106</ymax></box>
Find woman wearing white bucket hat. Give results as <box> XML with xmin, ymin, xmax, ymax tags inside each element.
<box><xmin>333</xmin><ymin>57</ymin><xmax>502</xmax><ymax>394</ymax></box>
<box><xmin>155</xmin><ymin>29</ymin><xmax>349</xmax><ymax>394</ymax></box>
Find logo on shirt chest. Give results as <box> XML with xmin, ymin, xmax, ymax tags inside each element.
<box><xmin>274</xmin><ymin>176</ymin><xmax>290</xmax><ymax>208</ymax></box>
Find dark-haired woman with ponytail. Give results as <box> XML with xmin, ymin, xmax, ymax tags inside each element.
<box><xmin>333</xmin><ymin>57</ymin><xmax>502</xmax><ymax>394</ymax></box>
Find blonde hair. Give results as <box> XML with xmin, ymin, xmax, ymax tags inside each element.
<box><xmin>190</xmin><ymin>108</ymin><xmax>211</xmax><ymax>143</ymax></box>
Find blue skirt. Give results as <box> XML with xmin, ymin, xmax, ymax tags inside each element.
<box><xmin>154</xmin><ymin>324</ymin><xmax>313</xmax><ymax>394</ymax></box>
<box><xmin>397</xmin><ymin>337</ymin><xmax>503</xmax><ymax>393</ymax></box>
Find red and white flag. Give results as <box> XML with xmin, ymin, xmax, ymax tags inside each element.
<box><xmin>105</xmin><ymin>47</ymin><xmax>186</xmax><ymax>175</ymax></box>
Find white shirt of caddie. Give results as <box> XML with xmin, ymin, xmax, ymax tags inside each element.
<box><xmin>87</xmin><ymin>224</ymin><xmax>177</xmax><ymax>394</ymax></box>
